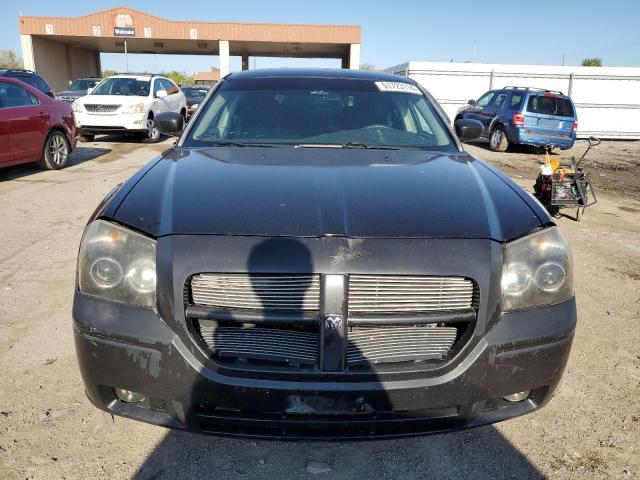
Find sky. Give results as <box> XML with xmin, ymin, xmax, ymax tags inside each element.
<box><xmin>2</xmin><ymin>0</ymin><xmax>639</xmax><ymax>74</ymax></box>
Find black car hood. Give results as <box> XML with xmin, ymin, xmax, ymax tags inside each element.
<box><xmin>112</xmin><ymin>147</ymin><xmax>546</xmax><ymax>241</ymax></box>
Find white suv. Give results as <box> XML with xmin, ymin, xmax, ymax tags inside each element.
<box><xmin>72</xmin><ymin>74</ymin><xmax>186</xmax><ymax>143</ymax></box>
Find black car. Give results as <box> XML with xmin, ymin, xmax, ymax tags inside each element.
<box><xmin>73</xmin><ymin>69</ymin><xmax>576</xmax><ymax>439</ymax></box>
<box><xmin>181</xmin><ymin>86</ymin><xmax>208</xmax><ymax>118</ymax></box>
<box><xmin>56</xmin><ymin>77</ymin><xmax>102</xmax><ymax>103</ymax></box>
<box><xmin>0</xmin><ymin>69</ymin><xmax>54</xmax><ymax>97</ymax></box>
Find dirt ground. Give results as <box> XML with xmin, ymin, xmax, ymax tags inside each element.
<box><xmin>0</xmin><ymin>136</ymin><xmax>639</xmax><ymax>480</ymax></box>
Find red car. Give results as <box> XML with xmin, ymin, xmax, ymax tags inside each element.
<box><xmin>0</xmin><ymin>77</ymin><xmax>77</xmax><ymax>170</ymax></box>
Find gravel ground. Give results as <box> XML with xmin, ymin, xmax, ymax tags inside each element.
<box><xmin>0</xmin><ymin>136</ymin><xmax>639</xmax><ymax>480</ymax></box>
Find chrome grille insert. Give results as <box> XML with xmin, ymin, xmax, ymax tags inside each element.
<box><xmin>191</xmin><ymin>274</ymin><xmax>320</xmax><ymax>311</ymax></box>
<box><xmin>84</xmin><ymin>104</ymin><xmax>121</xmax><ymax>113</ymax></box>
<box><xmin>348</xmin><ymin>275</ymin><xmax>474</xmax><ymax>313</ymax></box>
<box><xmin>347</xmin><ymin>326</ymin><xmax>457</xmax><ymax>366</ymax></box>
<box><xmin>199</xmin><ymin>325</ymin><xmax>318</xmax><ymax>366</ymax></box>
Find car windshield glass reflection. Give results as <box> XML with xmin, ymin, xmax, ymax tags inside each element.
<box><xmin>68</xmin><ymin>80</ymin><xmax>90</xmax><ymax>91</ymax></box>
<box><xmin>92</xmin><ymin>78</ymin><xmax>150</xmax><ymax>96</ymax></box>
<box><xmin>183</xmin><ymin>88</ymin><xmax>207</xmax><ymax>99</ymax></box>
<box><xmin>186</xmin><ymin>78</ymin><xmax>456</xmax><ymax>151</ymax></box>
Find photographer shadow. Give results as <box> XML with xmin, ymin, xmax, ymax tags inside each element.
<box><xmin>134</xmin><ymin>237</ymin><xmax>544</xmax><ymax>479</ymax></box>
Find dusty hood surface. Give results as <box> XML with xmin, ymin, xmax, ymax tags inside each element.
<box><xmin>111</xmin><ymin>147</ymin><xmax>547</xmax><ymax>241</ymax></box>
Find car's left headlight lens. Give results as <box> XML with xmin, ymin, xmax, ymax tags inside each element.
<box><xmin>71</xmin><ymin>101</ymin><xmax>83</xmax><ymax>113</ymax></box>
<box><xmin>122</xmin><ymin>103</ymin><xmax>145</xmax><ymax>114</ymax></box>
<box><xmin>78</xmin><ymin>220</ymin><xmax>156</xmax><ymax>308</ymax></box>
<box><xmin>502</xmin><ymin>227</ymin><xmax>573</xmax><ymax>311</ymax></box>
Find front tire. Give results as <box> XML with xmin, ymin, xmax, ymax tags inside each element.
<box><xmin>39</xmin><ymin>131</ymin><xmax>70</xmax><ymax>170</ymax></box>
<box><xmin>141</xmin><ymin>116</ymin><xmax>161</xmax><ymax>144</ymax></box>
<box><xmin>489</xmin><ymin>126</ymin><xmax>509</xmax><ymax>152</ymax></box>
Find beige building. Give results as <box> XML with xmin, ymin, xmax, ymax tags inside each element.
<box><xmin>193</xmin><ymin>67</ymin><xmax>221</xmax><ymax>87</ymax></box>
<box><xmin>19</xmin><ymin>7</ymin><xmax>361</xmax><ymax>91</ymax></box>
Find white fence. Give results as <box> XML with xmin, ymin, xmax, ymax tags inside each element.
<box><xmin>388</xmin><ymin>61</ymin><xmax>640</xmax><ymax>139</ymax></box>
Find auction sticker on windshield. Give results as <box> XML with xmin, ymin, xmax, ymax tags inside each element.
<box><xmin>375</xmin><ymin>81</ymin><xmax>422</xmax><ymax>95</ymax></box>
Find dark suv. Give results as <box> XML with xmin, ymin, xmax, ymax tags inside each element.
<box><xmin>0</xmin><ymin>69</ymin><xmax>55</xmax><ymax>98</ymax></box>
<box><xmin>73</xmin><ymin>69</ymin><xmax>575</xmax><ymax>439</ymax></box>
<box><xmin>456</xmin><ymin>87</ymin><xmax>577</xmax><ymax>152</ymax></box>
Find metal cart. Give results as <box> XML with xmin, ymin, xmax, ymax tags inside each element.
<box><xmin>534</xmin><ymin>137</ymin><xmax>599</xmax><ymax>221</ymax></box>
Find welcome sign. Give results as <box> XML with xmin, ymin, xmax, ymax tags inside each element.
<box><xmin>114</xmin><ymin>27</ymin><xmax>135</xmax><ymax>36</ymax></box>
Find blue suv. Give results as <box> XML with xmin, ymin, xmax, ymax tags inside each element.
<box><xmin>456</xmin><ymin>87</ymin><xmax>577</xmax><ymax>152</ymax></box>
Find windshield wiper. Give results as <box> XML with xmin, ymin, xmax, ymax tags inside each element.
<box><xmin>295</xmin><ymin>142</ymin><xmax>399</xmax><ymax>150</ymax></box>
<box><xmin>341</xmin><ymin>142</ymin><xmax>399</xmax><ymax>150</ymax></box>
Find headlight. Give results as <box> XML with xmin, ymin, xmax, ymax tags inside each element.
<box><xmin>501</xmin><ymin>227</ymin><xmax>573</xmax><ymax>311</ymax></box>
<box><xmin>71</xmin><ymin>101</ymin><xmax>83</xmax><ymax>113</ymax></box>
<box><xmin>78</xmin><ymin>220</ymin><xmax>156</xmax><ymax>308</ymax></box>
<box><xmin>122</xmin><ymin>103</ymin><xmax>145</xmax><ymax>114</ymax></box>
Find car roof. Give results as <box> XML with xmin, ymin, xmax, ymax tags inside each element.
<box><xmin>0</xmin><ymin>69</ymin><xmax>39</xmax><ymax>76</ymax></box>
<box><xmin>227</xmin><ymin>68</ymin><xmax>414</xmax><ymax>83</ymax></box>
<box><xmin>109</xmin><ymin>73</ymin><xmax>160</xmax><ymax>79</ymax></box>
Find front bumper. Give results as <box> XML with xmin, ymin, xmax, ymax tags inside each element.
<box><xmin>75</xmin><ymin>111</ymin><xmax>148</xmax><ymax>134</ymax></box>
<box><xmin>73</xmin><ymin>291</ymin><xmax>575</xmax><ymax>439</ymax></box>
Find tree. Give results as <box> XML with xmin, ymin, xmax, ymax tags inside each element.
<box><xmin>160</xmin><ymin>70</ymin><xmax>194</xmax><ymax>86</ymax></box>
<box><xmin>581</xmin><ymin>57</ymin><xmax>602</xmax><ymax>67</ymax></box>
<box><xmin>359</xmin><ymin>63</ymin><xmax>375</xmax><ymax>71</ymax></box>
<box><xmin>101</xmin><ymin>69</ymin><xmax>118</xmax><ymax>78</ymax></box>
<box><xmin>0</xmin><ymin>50</ymin><xmax>23</xmax><ymax>69</ymax></box>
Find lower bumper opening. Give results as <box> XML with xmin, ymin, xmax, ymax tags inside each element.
<box><xmin>195</xmin><ymin>406</ymin><xmax>461</xmax><ymax>439</ymax></box>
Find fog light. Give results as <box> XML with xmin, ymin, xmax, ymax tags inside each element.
<box><xmin>114</xmin><ymin>388</ymin><xmax>146</xmax><ymax>403</ymax></box>
<box><xmin>503</xmin><ymin>390</ymin><xmax>530</xmax><ymax>402</ymax></box>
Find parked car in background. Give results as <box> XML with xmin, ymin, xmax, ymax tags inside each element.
<box><xmin>0</xmin><ymin>69</ymin><xmax>55</xmax><ymax>98</ymax></box>
<box><xmin>73</xmin><ymin>69</ymin><xmax>576</xmax><ymax>439</ymax></box>
<box><xmin>456</xmin><ymin>87</ymin><xmax>577</xmax><ymax>152</ymax></box>
<box><xmin>181</xmin><ymin>86</ymin><xmax>208</xmax><ymax>119</ymax></box>
<box><xmin>0</xmin><ymin>77</ymin><xmax>77</xmax><ymax>170</ymax></box>
<box><xmin>72</xmin><ymin>73</ymin><xmax>186</xmax><ymax>143</ymax></box>
<box><xmin>57</xmin><ymin>77</ymin><xmax>102</xmax><ymax>103</ymax></box>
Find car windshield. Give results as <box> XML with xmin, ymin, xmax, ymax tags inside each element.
<box><xmin>183</xmin><ymin>87</ymin><xmax>207</xmax><ymax>99</ymax></box>
<box><xmin>68</xmin><ymin>80</ymin><xmax>92</xmax><ymax>91</ymax></box>
<box><xmin>185</xmin><ymin>77</ymin><xmax>456</xmax><ymax>151</ymax></box>
<box><xmin>91</xmin><ymin>78</ymin><xmax>150</xmax><ymax>96</ymax></box>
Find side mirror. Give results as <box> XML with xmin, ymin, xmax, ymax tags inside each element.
<box><xmin>155</xmin><ymin>111</ymin><xmax>183</xmax><ymax>136</ymax></box>
<box><xmin>87</xmin><ymin>87</ymin><xmax>94</xmax><ymax>95</ymax></box>
<box><xmin>467</xmin><ymin>99</ymin><xmax>477</xmax><ymax>106</ymax></box>
<box><xmin>156</xmin><ymin>89</ymin><xmax>168</xmax><ymax>98</ymax></box>
<box><xmin>454</xmin><ymin>118</ymin><xmax>483</xmax><ymax>143</ymax></box>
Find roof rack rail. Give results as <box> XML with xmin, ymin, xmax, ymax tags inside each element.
<box><xmin>503</xmin><ymin>86</ymin><xmax>564</xmax><ymax>95</ymax></box>
<box><xmin>1</xmin><ymin>68</ymin><xmax>36</xmax><ymax>73</ymax></box>
<box><xmin>114</xmin><ymin>72</ymin><xmax>159</xmax><ymax>77</ymax></box>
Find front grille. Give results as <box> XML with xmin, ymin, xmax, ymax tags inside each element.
<box><xmin>188</xmin><ymin>273</ymin><xmax>476</xmax><ymax>374</ymax></box>
<box><xmin>191</xmin><ymin>274</ymin><xmax>320</xmax><ymax>311</ymax></box>
<box><xmin>347</xmin><ymin>326</ymin><xmax>457</xmax><ymax>366</ymax></box>
<box><xmin>348</xmin><ymin>275</ymin><xmax>474</xmax><ymax>313</ymax></box>
<box><xmin>84</xmin><ymin>104</ymin><xmax>120</xmax><ymax>113</ymax></box>
<box><xmin>199</xmin><ymin>325</ymin><xmax>318</xmax><ymax>366</ymax></box>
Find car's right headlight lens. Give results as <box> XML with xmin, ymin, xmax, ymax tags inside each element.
<box><xmin>71</xmin><ymin>101</ymin><xmax>83</xmax><ymax>113</ymax></box>
<box><xmin>501</xmin><ymin>227</ymin><xmax>573</xmax><ymax>311</ymax></box>
<box><xmin>78</xmin><ymin>220</ymin><xmax>156</xmax><ymax>308</ymax></box>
